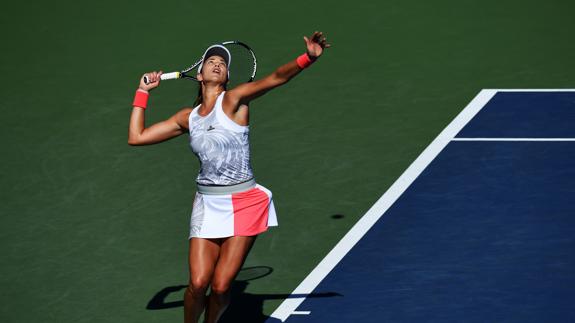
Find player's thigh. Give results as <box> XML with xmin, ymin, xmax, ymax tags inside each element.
<box><xmin>211</xmin><ymin>236</ymin><xmax>256</xmax><ymax>292</ymax></box>
<box><xmin>189</xmin><ymin>238</ymin><xmax>221</xmax><ymax>285</ymax></box>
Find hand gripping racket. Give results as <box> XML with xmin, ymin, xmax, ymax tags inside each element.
<box><xmin>143</xmin><ymin>41</ymin><xmax>257</xmax><ymax>89</ymax></box>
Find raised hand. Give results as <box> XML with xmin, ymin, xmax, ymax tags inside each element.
<box><xmin>304</xmin><ymin>31</ymin><xmax>330</xmax><ymax>58</ymax></box>
<box><xmin>139</xmin><ymin>71</ymin><xmax>163</xmax><ymax>91</ymax></box>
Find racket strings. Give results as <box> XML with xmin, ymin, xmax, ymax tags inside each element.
<box><xmin>224</xmin><ymin>43</ymin><xmax>256</xmax><ymax>88</ymax></box>
<box><xmin>176</xmin><ymin>41</ymin><xmax>256</xmax><ymax>87</ymax></box>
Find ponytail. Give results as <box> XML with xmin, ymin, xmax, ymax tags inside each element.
<box><xmin>193</xmin><ymin>84</ymin><xmax>203</xmax><ymax>107</ymax></box>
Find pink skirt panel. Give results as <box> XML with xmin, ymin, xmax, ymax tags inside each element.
<box><xmin>189</xmin><ymin>184</ymin><xmax>278</xmax><ymax>239</ymax></box>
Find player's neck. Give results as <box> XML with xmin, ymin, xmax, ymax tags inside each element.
<box><xmin>202</xmin><ymin>84</ymin><xmax>225</xmax><ymax>101</ymax></box>
<box><xmin>200</xmin><ymin>84</ymin><xmax>224</xmax><ymax>111</ymax></box>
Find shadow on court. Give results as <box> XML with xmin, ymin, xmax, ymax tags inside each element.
<box><xmin>146</xmin><ymin>266</ymin><xmax>341</xmax><ymax>322</ymax></box>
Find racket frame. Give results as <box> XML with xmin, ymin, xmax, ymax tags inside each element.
<box><xmin>143</xmin><ymin>41</ymin><xmax>256</xmax><ymax>85</ymax></box>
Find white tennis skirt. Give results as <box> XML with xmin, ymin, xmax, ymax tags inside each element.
<box><xmin>189</xmin><ymin>183</ymin><xmax>278</xmax><ymax>239</ymax></box>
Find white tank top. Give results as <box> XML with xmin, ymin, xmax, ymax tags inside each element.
<box><xmin>188</xmin><ymin>92</ymin><xmax>254</xmax><ymax>185</ymax></box>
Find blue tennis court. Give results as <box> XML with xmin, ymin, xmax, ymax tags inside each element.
<box><xmin>268</xmin><ymin>90</ymin><xmax>575</xmax><ymax>322</ymax></box>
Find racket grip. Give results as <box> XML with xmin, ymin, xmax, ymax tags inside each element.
<box><xmin>143</xmin><ymin>72</ymin><xmax>181</xmax><ymax>84</ymax></box>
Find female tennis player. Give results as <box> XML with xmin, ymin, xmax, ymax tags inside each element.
<box><xmin>128</xmin><ymin>31</ymin><xmax>329</xmax><ymax>323</ymax></box>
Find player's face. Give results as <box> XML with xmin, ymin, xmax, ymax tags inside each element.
<box><xmin>201</xmin><ymin>55</ymin><xmax>228</xmax><ymax>83</ymax></box>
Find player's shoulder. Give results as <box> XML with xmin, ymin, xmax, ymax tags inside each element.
<box><xmin>174</xmin><ymin>107</ymin><xmax>195</xmax><ymax>128</ymax></box>
<box><xmin>180</xmin><ymin>106</ymin><xmax>195</xmax><ymax>113</ymax></box>
<box><xmin>175</xmin><ymin>107</ymin><xmax>194</xmax><ymax>117</ymax></box>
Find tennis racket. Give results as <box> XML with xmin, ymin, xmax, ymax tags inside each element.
<box><xmin>143</xmin><ymin>41</ymin><xmax>257</xmax><ymax>89</ymax></box>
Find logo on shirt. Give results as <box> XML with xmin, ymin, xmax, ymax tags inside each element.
<box><xmin>207</xmin><ymin>125</ymin><xmax>216</xmax><ymax>131</ymax></box>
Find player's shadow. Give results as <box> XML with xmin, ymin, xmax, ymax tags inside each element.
<box><xmin>146</xmin><ymin>266</ymin><xmax>341</xmax><ymax>322</ymax></box>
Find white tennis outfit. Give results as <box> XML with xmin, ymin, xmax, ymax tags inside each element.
<box><xmin>188</xmin><ymin>92</ymin><xmax>277</xmax><ymax>238</ymax></box>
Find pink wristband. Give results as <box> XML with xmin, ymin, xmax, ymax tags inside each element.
<box><xmin>133</xmin><ymin>89</ymin><xmax>149</xmax><ymax>109</ymax></box>
<box><xmin>296</xmin><ymin>53</ymin><xmax>316</xmax><ymax>69</ymax></box>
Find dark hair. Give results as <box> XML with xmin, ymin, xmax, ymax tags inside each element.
<box><xmin>193</xmin><ymin>83</ymin><xmax>203</xmax><ymax>107</ymax></box>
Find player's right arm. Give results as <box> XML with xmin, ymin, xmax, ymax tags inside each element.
<box><xmin>128</xmin><ymin>71</ymin><xmax>192</xmax><ymax>146</ymax></box>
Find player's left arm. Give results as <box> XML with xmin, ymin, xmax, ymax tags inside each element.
<box><xmin>224</xmin><ymin>31</ymin><xmax>330</xmax><ymax>110</ymax></box>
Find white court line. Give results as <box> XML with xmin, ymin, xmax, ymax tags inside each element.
<box><xmin>486</xmin><ymin>88</ymin><xmax>575</xmax><ymax>92</ymax></box>
<box><xmin>268</xmin><ymin>89</ymin><xmax>575</xmax><ymax>322</ymax></box>
<box><xmin>268</xmin><ymin>89</ymin><xmax>496</xmax><ymax>322</ymax></box>
<box><xmin>453</xmin><ymin>138</ymin><xmax>575</xmax><ymax>142</ymax></box>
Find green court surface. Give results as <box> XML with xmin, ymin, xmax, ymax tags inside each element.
<box><xmin>1</xmin><ymin>0</ymin><xmax>574</xmax><ymax>322</ymax></box>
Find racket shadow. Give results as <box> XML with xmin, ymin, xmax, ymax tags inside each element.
<box><xmin>146</xmin><ymin>266</ymin><xmax>341</xmax><ymax>322</ymax></box>
<box><xmin>219</xmin><ymin>282</ymin><xmax>341</xmax><ymax>323</ymax></box>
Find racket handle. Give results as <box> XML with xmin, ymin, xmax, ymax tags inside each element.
<box><xmin>143</xmin><ymin>72</ymin><xmax>181</xmax><ymax>84</ymax></box>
